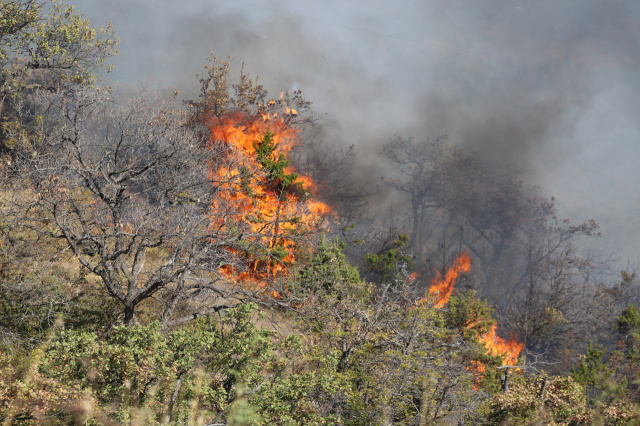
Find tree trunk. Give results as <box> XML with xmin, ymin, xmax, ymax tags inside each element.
<box><xmin>501</xmin><ymin>368</ymin><xmax>510</xmax><ymax>393</ymax></box>
<box><xmin>538</xmin><ymin>377</ymin><xmax>547</xmax><ymax>399</ymax></box>
<box><xmin>164</xmin><ymin>375</ymin><xmax>182</xmax><ymax>424</ymax></box>
<box><xmin>419</xmin><ymin>377</ymin><xmax>431</xmax><ymax>426</ymax></box>
<box><xmin>124</xmin><ymin>305</ymin><xmax>136</xmax><ymax>325</ymax></box>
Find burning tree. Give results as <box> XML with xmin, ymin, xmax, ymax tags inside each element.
<box><xmin>191</xmin><ymin>55</ymin><xmax>331</xmax><ymax>292</ymax></box>
<box><xmin>0</xmin><ymin>55</ymin><xmax>334</xmax><ymax>326</ymax></box>
<box><xmin>429</xmin><ymin>251</ymin><xmax>472</xmax><ymax>308</ymax></box>
<box><xmin>380</xmin><ymin>135</ymin><xmax>604</xmax><ymax>372</ymax></box>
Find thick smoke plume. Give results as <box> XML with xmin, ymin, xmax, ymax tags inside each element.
<box><xmin>73</xmin><ymin>0</ymin><xmax>640</xmax><ymax>269</ymax></box>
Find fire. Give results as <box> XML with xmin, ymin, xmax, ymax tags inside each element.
<box><xmin>479</xmin><ymin>324</ymin><xmax>524</xmax><ymax>366</ymax></box>
<box><xmin>424</xmin><ymin>252</ymin><xmax>524</xmax><ymax>367</ymax></box>
<box><xmin>205</xmin><ymin>106</ymin><xmax>331</xmax><ymax>289</ymax></box>
<box><xmin>428</xmin><ymin>252</ymin><xmax>472</xmax><ymax>308</ymax></box>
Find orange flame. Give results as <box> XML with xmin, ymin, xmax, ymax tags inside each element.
<box><xmin>424</xmin><ymin>252</ymin><xmax>524</xmax><ymax>367</ymax></box>
<box><xmin>428</xmin><ymin>252</ymin><xmax>472</xmax><ymax>308</ymax></box>
<box><xmin>205</xmin><ymin>106</ymin><xmax>331</xmax><ymax>289</ymax></box>
<box><xmin>479</xmin><ymin>324</ymin><xmax>524</xmax><ymax>366</ymax></box>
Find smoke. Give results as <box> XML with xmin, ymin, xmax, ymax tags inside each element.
<box><xmin>72</xmin><ymin>0</ymin><xmax>640</xmax><ymax>269</ymax></box>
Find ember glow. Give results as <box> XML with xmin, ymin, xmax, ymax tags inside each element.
<box><xmin>426</xmin><ymin>252</ymin><xmax>524</xmax><ymax>366</ymax></box>
<box><xmin>205</xmin><ymin>106</ymin><xmax>331</xmax><ymax>288</ymax></box>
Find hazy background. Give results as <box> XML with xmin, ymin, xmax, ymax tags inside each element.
<box><xmin>72</xmin><ymin>0</ymin><xmax>640</xmax><ymax>272</ymax></box>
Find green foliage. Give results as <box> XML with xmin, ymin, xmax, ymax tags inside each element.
<box><xmin>446</xmin><ymin>290</ymin><xmax>495</xmax><ymax>341</ymax></box>
<box><xmin>0</xmin><ymin>0</ymin><xmax>118</xmax><ymax>82</ymax></box>
<box><xmin>254</xmin><ymin>130</ymin><xmax>300</xmax><ymax>192</ymax></box>
<box><xmin>558</xmin><ymin>306</ymin><xmax>640</xmax><ymax>422</ymax></box>
<box><xmin>29</xmin><ymin>303</ymin><xmax>357</xmax><ymax>424</ymax></box>
<box><xmin>248</xmin><ymin>342</ymin><xmax>350</xmax><ymax>425</ymax></box>
<box><xmin>291</xmin><ymin>238</ymin><xmax>488</xmax><ymax>424</ymax></box>
<box><xmin>489</xmin><ymin>373</ymin><xmax>640</xmax><ymax>424</ymax></box>
<box><xmin>616</xmin><ymin>304</ymin><xmax>640</xmax><ymax>359</ymax></box>
<box><xmin>198</xmin><ymin>304</ymin><xmax>274</xmax><ymax>416</ymax></box>
<box><xmin>364</xmin><ymin>234</ymin><xmax>414</xmax><ymax>284</ymax></box>
<box><xmin>40</xmin><ymin>321</ymin><xmax>171</xmax><ymax>414</ymax></box>
<box><xmin>37</xmin><ymin>317</ymin><xmax>213</xmax><ymax>422</ymax></box>
<box><xmin>596</xmin><ymin>304</ymin><xmax>640</xmax><ymax>407</ymax></box>
<box><xmin>0</xmin><ymin>318</ymin><xmax>89</xmax><ymax>424</ymax></box>
<box><xmin>489</xmin><ymin>375</ymin><xmax>592</xmax><ymax>424</ymax></box>
<box><xmin>293</xmin><ymin>235</ymin><xmax>370</xmax><ymax>301</ymax></box>
<box><xmin>571</xmin><ymin>341</ymin><xmax>614</xmax><ymax>400</ymax></box>
<box><xmin>445</xmin><ymin>291</ymin><xmax>510</xmax><ymax>394</ymax></box>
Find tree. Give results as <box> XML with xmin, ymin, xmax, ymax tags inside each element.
<box><xmin>188</xmin><ymin>54</ymin><xmax>331</xmax><ymax>292</ymax></box>
<box><xmin>570</xmin><ymin>341</ymin><xmax>614</xmax><ymax>400</ymax></box>
<box><xmin>364</xmin><ymin>233</ymin><xmax>414</xmax><ymax>284</ymax></box>
<box><xmin>380</xmin><ymin>135</ymin><xmax>605</xmax><ymax>371</ymax></box>
<box><xmin>608</xmin><ymin>304</ymin><xmax>640</xmax><ymax>401</ymax></box>
<box><xmin>0</xmin><ymin>0</ymin><xmax>118</xmax><ymax>154</ymax></box>
<box><xmin>379</xmin><ymin>135</ymin><xmax>452</xmax><ymax>261</ymax></box>
<box><xmin>488</xmin><ymin>375</ymin><xmax>592</xmax><ymax>424</ymax></box>
<box><xmin>379</xmin><ymin>135</ymin><xmax>530</xmax><ymax>296</ymax></box>
<box><xmin>506</xmin><ymin>198</ymin><xmax>600</xmax><ymax>369</ymax></box>
<box><xmin>32</xmin><ymin>304</ymin><xmax>286</xmax><ymax>424</ymax></box>
<box><xmin>1</xmin><ymin>86</ymin><xmax>265</xmax><ymax>326</ymax></box>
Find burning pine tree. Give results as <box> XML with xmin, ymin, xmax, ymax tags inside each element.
<box><xmin>193</xmin><ymin>56</ymin><xmax>331</xmax><ymax>291</ymax></box>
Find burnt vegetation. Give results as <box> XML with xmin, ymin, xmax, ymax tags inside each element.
<box><xmin>1</xmin><ymin>1</ymin><xmax>640</xmax><ymax>425</ymax></box>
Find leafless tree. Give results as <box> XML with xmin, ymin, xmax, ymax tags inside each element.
<box><xmin>379</xmin><ymin>135</ymin><xmax>452</xmax><ymax>260</ymax></box>
<box><xmin>503</xmin><ymin>199</ymin><xmax>601</xmax><ymax>370</ymax></box>
<box><xmin>0</xmin><ymin>86</ymin><xmax>275</xmax><ymax>326</ymax></box>
<box><xmin>379</xmin><ymin>135</ymin><xmax>529</xmax><ymax>292</ymax></box>
<box><xmin>379</xmin><ymin>135</ymin><xmax>614</xmax><ymax>372</ymax></box>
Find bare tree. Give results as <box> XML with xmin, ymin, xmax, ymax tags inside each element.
<box><xmin>504</xmin><ymin>199</ymin><xmax>601</xmax><ymax>370</ymax></box>
<box><xmin>379</xmin><ymin>135</ymin><xmax>529</xmax><ymax>294</ymax></box>
<box><xmin>1</xmin><ymin>86</ymin><xmax>269</xmax><ymax>326</ymax></box>
<box><xmin>379</xmin><ymin>135</ymin><xmax>452</xmax><ymax>261</ymax></box>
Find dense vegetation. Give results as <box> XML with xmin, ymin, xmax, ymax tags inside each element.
<box><xmin>1</xmin><ymin>1</ymin><xmax>640</xmax><ymax>424</ymax></box>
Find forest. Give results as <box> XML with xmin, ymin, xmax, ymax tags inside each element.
<box><xmin>1</xmin><ymin>0</ymin><xmax>640</xmax><ymax>424</ymax></box>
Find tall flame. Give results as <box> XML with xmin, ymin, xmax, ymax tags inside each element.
<box><xmin>428</xmin><ymin>252</ymin><xmax>472</xmax><ymax>308</ymax></box>
<box><xmin>205</xmin><ymin>107</ymin><xmax>331</xmax><ymax>289</ymax></box>
<box><xmin>425</xmin><ymin>252</ymin><xmax>524</xmax><ymax>367</ymax></box>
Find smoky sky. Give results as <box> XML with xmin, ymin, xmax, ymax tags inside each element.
<box><xmin>72</xmin><ymin>0</ymin><xmax>640</xmax><ymax>270</ymax></box>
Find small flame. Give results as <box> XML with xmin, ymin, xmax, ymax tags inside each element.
<box><xmin>284</xmin><ymin>106</ymin><xmax>298</xmax><ymax>116</ymax></box>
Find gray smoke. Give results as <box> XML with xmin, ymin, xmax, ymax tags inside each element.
<box><xmin>72</xmin><ymin>0</ymin><xmax>640</xmax><ymax>270</ymax></box>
